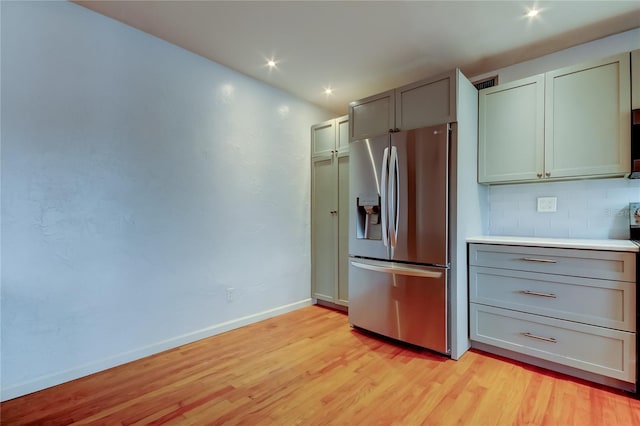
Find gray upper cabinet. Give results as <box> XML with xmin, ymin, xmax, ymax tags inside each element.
<box><xmin>396</xmin><ymin>72</ymin><xmax>457</xmax><ymax>131</ymax></box>
<box><xmin>478</xmin><ymin>75</ymin><xmax>545</xmax><ymax>184</ymax></box>
<box><xmin>349</xmin><ymin>70</ymin><xmax>458</xmax><ymax>141</ymax></box>
<box><xmin>312</xmin><ymin>114</ymin><xmax>350</xmax><ymax>157</ymax></box>
<box><xmin>311</xmin><ymin>118</ymin><xmax>337</xmax><ymax>157</ymax></box>
<box><xmin>544</xmin><ymin>54</ymin><xmax>630</xmax><ymax>179</ymax></box>
<box><xmin>479</xmin><ymin>53</ymin><xmax>631</xmax><ymax>184</ymax></box>
<box><xmin>348</xmin><ymin>90</ymin><xmax>395</xmax><ymax>141</ymax></box>
<box><xmin>336</xmin><ymin>114</ymin><xmax>350</xmax><ymax>155</ymax></box>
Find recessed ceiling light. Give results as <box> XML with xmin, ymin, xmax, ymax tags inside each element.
<box><xmin>526</xmin><ymin>8</ymin><xmax>539</xmax><ymax>18</ymax></box>
<box><xmin>267</xmin><ymin>59</ymin><xmax>277</xmax><ymax>68</ymax></box>
<box><xmin>324</xmin><ymin>88</ymin><xmax>333</xmax><ymax>95</ymax></box>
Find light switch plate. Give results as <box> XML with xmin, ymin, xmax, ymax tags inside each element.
<box><xmin>537</xmin><ymin>197</ymin><xmax>557</xmax><ymax>212</ymax></box>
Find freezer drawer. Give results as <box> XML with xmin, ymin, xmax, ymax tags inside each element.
<box><xmin>348</xmin><ymin>258</ymin><xmax>449</xmax><ymax>354</ymax></box>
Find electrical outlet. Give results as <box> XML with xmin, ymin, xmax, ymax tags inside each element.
<box><xmin>537</xmin><ymin>197</ymin><xmax>557</xmax><ymax>213</ymax></box>
<box><xmin>226</xmin><ymin>287</ymin><xmax>235</xmax><ymax>302</ymax></box>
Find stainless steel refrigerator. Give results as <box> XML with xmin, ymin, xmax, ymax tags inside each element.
<box><xmin>348</xmin><ymin>123</ymin><xmax>450</xmax><ymax>354</ymax></box>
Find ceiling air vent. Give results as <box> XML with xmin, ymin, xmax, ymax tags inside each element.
<box><xmin>473</xmin><ymin>76</ymin><xmax>498</xmax><ymax>90</ymax></box>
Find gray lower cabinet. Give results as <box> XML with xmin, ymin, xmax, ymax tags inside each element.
<box><xmin>468</xmin><ymin>243</ymin><xmax>637</xmax><ymax>388</ymax></box>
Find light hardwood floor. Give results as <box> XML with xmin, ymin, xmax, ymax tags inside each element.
<box><xmin>2</xmin><ymin>305</ymin><xmax>640</xmax><ymax>425</ymax></box>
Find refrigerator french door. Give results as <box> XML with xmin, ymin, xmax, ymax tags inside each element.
<box><xmin>348</xmin><ymin>124</ymin><xmax>450</xmax><ymax>354</ymax></box>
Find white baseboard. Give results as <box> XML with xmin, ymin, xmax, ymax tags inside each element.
<box><xmin>1</xmin><ymin>299</ymin><xmax>313</xmax><ymax>402</ymax></box>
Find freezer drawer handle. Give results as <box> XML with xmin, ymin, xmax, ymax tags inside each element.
<box><xmin>350</xmin><ymin>261</ymin><xmax>442</xmax><ymax>278</ymax></box>
<box><xmin>520</xmin><ymin>257</ymin><xmax>557</xmax><ymax>264</ymax></box>
<box><xmin>520</xmin><ymin>290</ymin><xmax>557</xmax><ymax>298</ymax></box>
<box><xmin>522</xmin><ymin>332</ymin><xmax>557</xmax><ymax>343</ymax></box>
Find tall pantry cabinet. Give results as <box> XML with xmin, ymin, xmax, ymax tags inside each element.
<box><xmin>311</xmin><ymin>115</ymin><xmax>349</xmax><ymax>307</ymax></box>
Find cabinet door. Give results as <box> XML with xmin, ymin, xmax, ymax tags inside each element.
<box><xmin>311</xmin><ymin>155</ymin><xmax>337</xmax><ymax>301</ymax></box>
<box><xmin>632</xmin><ymin>50</ymin><xmax>639</xmax><ymax>110</ymax></box>
<box><xmin>396</xmin><ymin>69</ymin><xmax>457</xmax><ymax>130</ymax></box>
<box><xmin>349</xmin><ymin>90</ymin><xmax>395</xmax><ymax>141</ymax></box>
<box><xmin>336</xmin><ymin>114</ymin><xmax>350</xmax><ymax>155</ymax></box>
<box><xmin>478</xmin><ymin>75</ymin><xmax>545</xmax><ymax>183</ymax></box>
<box><xmin>545</xmin><ymin>53</ymin><xmax>630</xmax><ymax>179</ymax></box>
<box><xmin>311</xmin><ymin>119</ymin><xmax>335</xmax><ymax>157</ymax></box>
<box><xmin>337</xmin><ymin>153</ymin><xmax>349</xmax><ymax>305</ymax></box>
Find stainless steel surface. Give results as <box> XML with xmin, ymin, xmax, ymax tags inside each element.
<box><xmin>389</xmin><ymin>125</ymin><xmax>449</xmax><ymax>266</ymax></box>
<box><xmin>388</xmin><ymin>146</ymin><xmax>399</xmax><ymax>250</ymax></box>
<box><xmin>630</xmin><ymin>202</ymin><xmax>640</xmax><ymax>227</ymax></box>
<box><xmin>349</xmin><ymin>134</ymin><xmax>389</xmax><ymax>261</ymax></box>
<box><xmin>348</xmin><ymin>123</ymin><xmax>451</xmax><ymax>354</ymax></box>
<box><xmin>349</xmin><ymin>259</ymin><xmax>448</xmax><ymax>353</ymax></box>
<box><xmin>631</xmin><ymin>202</ymin><xmax>640</xmax><ymax>241</ymax></box>
<box><xmin>381</xmin><ymin>146</ymin><xmax>389</xmax><ymax>249</ymax></box>
<box><xmin>351</xmin><ymin>258</ymin><xmax>443</xmax><ymax>278</ymax></box>
<box><xmin>348</xmin><ymin>124</ymin><xmax>449</xmax><ymax>266</ymax></box>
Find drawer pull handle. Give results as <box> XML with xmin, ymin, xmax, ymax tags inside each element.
<box><xmin>520</xmin><ymin>257</ymin><xmax>557</xmax><ymax>264</ymax></box>
<box><xmin>521</xmin><ymin>290</ymin><xmax>557</xmax><ymax>298</ymax></box>
<box><xmin>522</xmin><ymin>332</ymin><xmax>557</xmax><ymax>343</ymax></box>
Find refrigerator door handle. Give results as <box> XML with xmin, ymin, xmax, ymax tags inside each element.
<box><xmin>388</xmin><ymin>146</ymin><xmax>399</xmax><ymax>249</ymax></box>
<box><xmin>380</xmin><ymin>147</ymin><xmax>389</xmax><ymax>248</ymax></box>
<box><xmin>351</xmin><ymin>260</ymin><xmax>443</xmax><ymax>279</ymax></box>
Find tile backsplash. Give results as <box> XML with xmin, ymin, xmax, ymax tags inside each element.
<box><xmin>488</xmin><ymin>178</ymin><xmax>640</xmax><ymax>239</ymax></box>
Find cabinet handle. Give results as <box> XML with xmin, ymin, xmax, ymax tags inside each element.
<box><xmin>520</xmin><ymin>257</ymin><xmax>557</xmax><ymax>264</ymax></box>
<box><xmin>522</xmin><ymin>332</ymin><xmax>557</xmax><ymax>343</ymax></box>
<box><xmin>545</xmin><ymin>172</ymin><xmax>551</xmax><ymax>177</ymax></box>
<box><xmin>537</xmin><ymin>173</ymin><xmax>543</xmax><ymax>178</ymax></box>
<box><xmin>521</xmin><ymin>290</ymin><xmax>557</xmax><ymax>298</ymax></box>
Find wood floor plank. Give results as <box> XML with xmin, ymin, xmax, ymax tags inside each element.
<box><xmin>2</xmin><ymin>305</ymin><xmax>639</xmax><ymax>425</ymax></box>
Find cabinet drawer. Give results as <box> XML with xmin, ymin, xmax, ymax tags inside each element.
<box><xmin>469</xmin><ymin>266</ymin><xmax>635</xmax><ymax>331</ymax></box>
<box><xmin>469</xmin><ymin>244</ymin><xmax>636</xmax><ymax>282</ymax></box>
<box><xmin>470</xmin><ymin>304</ymin><xmax>636</xmax><ymax>383</ymax></box>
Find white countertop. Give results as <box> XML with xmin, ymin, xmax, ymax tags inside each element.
<box><xmin>466</xmin><ymin>235</ymin><xmax>639</xmax><ymax>252</ymax></box>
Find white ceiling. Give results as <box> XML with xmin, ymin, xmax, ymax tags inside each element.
<box><xmin>74</xmin><ymin>1</ymin><xmax>640</xmax><ymax>115</ymax></box>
